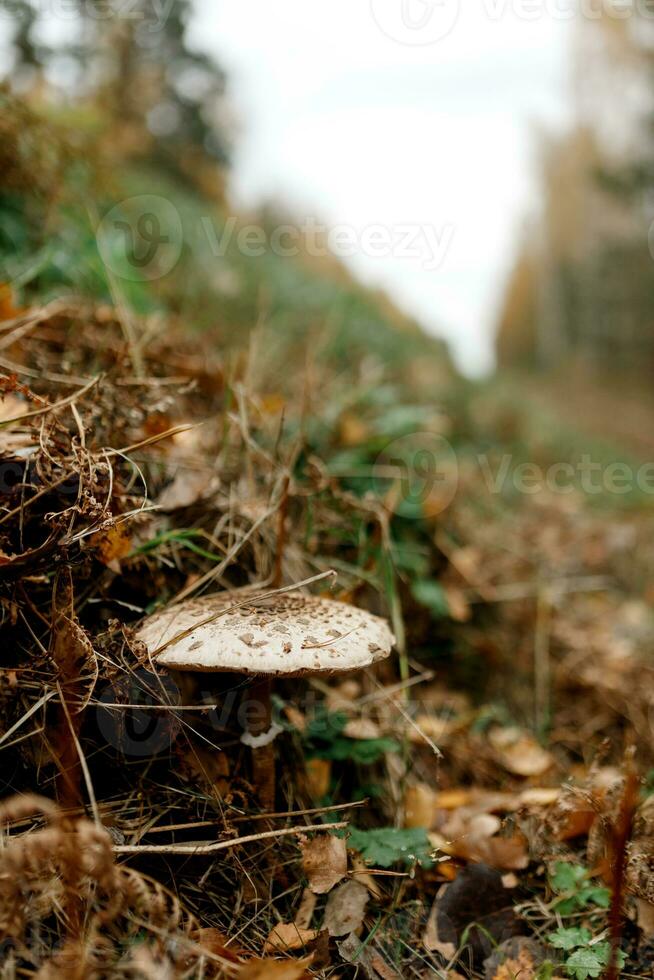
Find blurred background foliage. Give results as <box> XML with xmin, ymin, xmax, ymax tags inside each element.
<box><xmin>497</xmin><ymin>16</ymin><xmax>654</xmax><ymax>379</ymax></box>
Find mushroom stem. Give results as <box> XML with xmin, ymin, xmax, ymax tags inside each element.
<box><xmin>247</xmin><ymin>675</ymin><xmax>276</xmax><ymax>811</ymax></box>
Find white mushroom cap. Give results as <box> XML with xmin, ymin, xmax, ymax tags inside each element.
<box><xmin>136</xmin><ymin>590</ymin><xmax>395</xmax><ymax>676</ymax></box>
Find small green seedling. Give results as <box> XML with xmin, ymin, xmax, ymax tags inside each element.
<box><xmin>549</xmin><ymin>862</ymin><xmax>610</xmax><ymax>915</ymax></box>
<box><xmin>548</xmin><ymin>926</ymin><xmax>626</xmax><ymax>980</ymax></box>
<box><xmin>303</xmin><ymin>709</ymin><xmax>400</xmax><ymax>765</ymax></box>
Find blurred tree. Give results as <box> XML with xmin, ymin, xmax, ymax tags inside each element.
<box><xmin>0</xmin><ymin>0</ymin><xmax>230</xmax><ymax>188</ymax></box>
<box><xmin>2</xmin><ymin>0</ymin><xmax>46</xmax><ymax>86</ymax></box>
<box><xmin>496</xmin><ymin>15</ymin><xmax>654</xmax><ymax>375</ymax></box>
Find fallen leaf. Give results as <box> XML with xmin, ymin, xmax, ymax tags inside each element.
<box><xmin>338</xmin><ymin>932</ymin><xmax>402</xmax><ymax>979</ymax></box>
<box><xmin>326</xmin><ymin>679</ymin><xmax>361</xmax><ymax>711</ymax></box>
<box><xmin>404</xmin><ymin>782</ymin><xmax>438</xmax><ymax>829</ymax></box>
<box><xmin>444</xmin><ymin>585</ymin><xmax>471</xmax><ymax>622</ymax></box>
<box><xmin>343</xmin><ymin>717</ymin><xmax>382</xmax><ymax>740</ymax></box>
<box><xmin>305</xmin><ymin>758</ymin><xmax>331</xmax><ymax>798</ymax></box>
<box><xmin>299</xmin><ymin>833</ymin><xmax>347</xmax><ymax>894</ymax></box>
<box><xmin>156</xmin><ymin>468</ymin><xmax>216</xmax><ymax>509</ymax></box>
<box><xmin>434</xmin><ymin>788</ymin><xmax>474</xmax><ymax>809</ymax></box>
<box><xmin>263</xmin><ymin>923</ymin><xmax>318</xmax><ymax>954</ymax></box>
<box><xmin>439</xmin><ymin>808</ymin><xmax>529</xmax><ymax>870</ymax></box>
<box><xmin>324</xmin><ymin>880</ymin><xmax>369</xmax><ymax>937</ymax></box>
<box><xmin>294</xmin><ymin>887</ymin><xmax>316</xmax><ymax>930</ymax></box>
<box><xmin>519</xmin><ymin>787</ymin><xmax>560</xmax><ymax>806</ymax></box>
<box><xmin>635</xmin><ymin>897</ymin><xmax>654</xmax><ymax>937</ymax></box>
<box><xmin>190</xmin><ymin>927</ymin><xmax>239</xmax><ymax>962</ymax></box>
<box><xmin>483</xmin><ymin>938</ymin><xmax>560</xmax><ymax>980</ymax></box>
<box><xmin>92</xmin><ymin>524</ymin><xmax>132</xmax><ymax>572</ymax></box>
<box><xmin>236</xmin><ymin>957</ymin><xmax>313</xmax><ymax>980</ymax></box>
<box><xmin>490</xmin><ymin>727</ymin><xmax>554</xmax><ymax>777</ymax></box>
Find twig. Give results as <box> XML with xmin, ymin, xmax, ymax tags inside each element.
<box><xmin>114</xmin><ymin>819</ymin><xmax>348</xmax><ymax>855</ymax></box>
<box><xmin>56</xmin><ymin>682</ymin><xmax>102</xmax><ymax>828</ymax></box>
<box><xmin>0</xmin><ymin>691</ymin><xmax>56</xmax><ymax>748</ymax></box>
<box><xmin>230</xmin><ymin>799</ymin><xmax>366</xmax><ymax>823</ymax></box>
<box><xmin>0</xmin><ymin>374</ymin><xmax>99</xmax><ymax>425</ymax></box>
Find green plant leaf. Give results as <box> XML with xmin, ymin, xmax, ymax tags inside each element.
<box><xmin>550</xmin><ymin>862</ymin><xmax>588</xmax><ymax>894</ymax></box>
<box><xmin>576</xmin><ymin>885</ymin><xmax>610</xmax><ymax>909</ymax></box>
<box><xmin>548</xmin><ymin>927</ymin><xmax>592</xmax><ymax>951</ymax></box>
<box><xmin>347</xmin><ymin>827</ymin><xmax>433</xmax><ymax>868</ymax></box>
<box><xmin>411</xmin><ymin>579</ymin><xmax>449</xmax><ymax>617</ymax></box>
<box><xmin>310</xmin><ymin>735</ymin><xmax>401</xmax><ymax>765</ymax></box>
<box><xmin>549</xmin><ymin>862</ymin><xmax>609</xmax><ymax>913</ymax></box>
<box><xmin>564</xmin><ymin>943</ymin><xmax>624</xmax><ymax>980</ymax></box>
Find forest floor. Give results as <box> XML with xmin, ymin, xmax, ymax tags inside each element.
<box><xmin>1</xmin><ymin>92</ymin><xmax>654</xmax><ymax>980</ymax></box>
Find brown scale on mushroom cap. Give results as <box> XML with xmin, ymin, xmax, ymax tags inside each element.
<box><xmin>136</xmin><ymin>589</ymin><xmax>395</xmax><ymax>677</ymax></box>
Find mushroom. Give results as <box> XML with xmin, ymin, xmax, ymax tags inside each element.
<box><xmin>136</xmin><ymin>588</ymin><xmax>395</xmax><ymax>809</ymax></box>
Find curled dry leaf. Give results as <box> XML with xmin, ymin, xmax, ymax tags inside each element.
<box><xmin>299</xmin><ymin>832</ymin><xmax>347</xmax><ymax>894</ymax></box>
<box><xmin>324</xmin><ymin>879</ymin><xmax>369</xmax><ymax>937</ymax></box>
<box><xmin>264</xmin><ymin>923</ymin><xmax>318</xmax><ymax>954</ymax></box>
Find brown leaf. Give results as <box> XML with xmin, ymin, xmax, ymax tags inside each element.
<box><xmin>191</xmin><ymin>927</ymin><xmax>238</xmax><ymax>960</ymax></box>
<box><xmin>236</xmin><ymin>957</ymin><xmax>313</xmax><ymax>980</ymax></box>
<box><xmin>343</xmin><ymin>717</ymin><xmax>382</xmax><ymax>740</ymax></box>
<box><xmin>299</xmin><ymin>833</ymin><xmax>347</xmax><ymax>894</ymax></box>
<box><xmin>338</xmin><ymin>932</ymin><xmax>402</xmax><ymax>979</ymax></box>
<box><xmin>490</xmin><ymin>727</ymin><xmax>554</xmax><ymax>777</ymax></box>
<box><xmin>404</xmin><ymin>783</ymin><xmax>438</xmax><ymax>829</ymax></box>
<box><xmin>635</xmin><ymin>897</ymin><xmax>654</xmax><ymax>937</ymax></box>
<box><xmin>92</xmin><ymin>524</ymin><xmax>132</xmax><ymax>571</ymax></box>
<box><xmin>305</xmin><ymin>758</ymin><xmax>331</xmax><ymax>799</ymax></box>
<box><xmin>294</xmin><ymin>887</ymin><xmax>317</xmax><ymax>929</ymax></box>
<box><xmin>324</xmin><ymin>880</ymin><xmax>369</xmax><ymax>937</ymax></box>
<box><xmin>444</xmin><ymin>585</ymin><xmax>471</xmax><ymax>622</ymax></box>
<box><xmin>263</xmin><ymin>923</ymin><xmax>318</xmax><ymax>954</ymax></box>
<box><xmin>519</xmin><ymin>787</ymin><xmax>560</xmax><ymax>807</ymax></box>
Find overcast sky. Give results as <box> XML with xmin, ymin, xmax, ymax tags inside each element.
<box><xmin>191</xmin><ymin>0</ymin><xmax>573</xmax><ymax>374</ymax></box>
